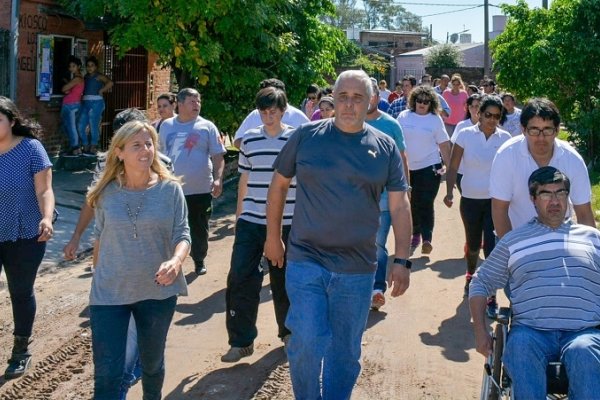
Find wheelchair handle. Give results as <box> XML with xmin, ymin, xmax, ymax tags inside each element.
<box><xmin>484</xmin><ymin>362</ymin><xmax>504</xmax><ymax>394</ymax></box>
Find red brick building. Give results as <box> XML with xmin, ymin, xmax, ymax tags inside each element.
<box><xmin>0</xmin><ymin>0</ymin><xmax>172</xmax><ymax>154</ymax></box>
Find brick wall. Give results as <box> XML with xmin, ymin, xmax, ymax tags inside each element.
<box><xmin>146</xmin><ymin>53</ymin><xmax>172</xmax><ymax>122</ymax></box>
<box><xmin>0</xmin><ymin>1</ymin><xmax>11</xmax><ymax>30</ymax></box>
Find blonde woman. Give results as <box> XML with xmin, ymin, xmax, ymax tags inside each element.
<box><xmin>87</xmin><ymin>120</ymin><xmax>190</xmax><ymax>399</ymax></box>
<box><xmin>442</xmin><ymin>74</ymin><xmax>469</xmax><ymax>137</ymax></box>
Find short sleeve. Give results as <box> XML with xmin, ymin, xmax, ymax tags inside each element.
<box><xmin>234</xmin><ymin>110</ymin><xmax>260</xmax><ymax>141</ymax></box>
<box><xmin>29</xmin><ymin>140</ymin><xmax>52</xmax><ymax>175</ymax></box>
<box><xmin>454</xmin><ymin>129</ymin><xmax>467</xmax><ymax>148</ymax></box>
<box><xmin>238</xmin><ymin>137</ymin><xmax>251</xmax><ymax>172</ymax></box>
<box><xmin>489</xmin><ymin>147</ymin><xmax>513</xmax><ymax>201</ymax></box>
<box><xmin>389</xmin><ymin>122</ymin><xmax>406</xmax><ymax>151</ymax></box>
<box><xmin>433</xmin><ymin>115</ymin><xmax>450</xmax><ymax>144</ymax></box>
<box><xmin>386</xmin><ymin>143</ymin><xmax>409</xmax><ymax>192</ymax></box>
<box><xmin>563</xmin><ymin>151</ymin><xmax>592</xmax><ymax>206</ymax></box>
<box><xmin>207</xmin><ymin>122</ymin><xmax>227</xmax><ymax>156</ymax></box>
<box><xmin>273</xmin><ymin>128</ymin><xmax>302</xmax><ymax>178</ymax></box>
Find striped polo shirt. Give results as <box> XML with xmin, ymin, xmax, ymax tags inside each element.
<box><xmin>238</xmin><ymin>126</ymin><xmax>296</xmax><ymax>225</ymax></box>
<box><xmin>470</xmin><ymin>218</ymin><xmax>600</xmax><ymax>331</ymax></box>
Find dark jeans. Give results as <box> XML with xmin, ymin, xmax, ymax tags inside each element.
<box><xmin>226</xmin><ymin>219</ymin><xmax>291</xmax><ymax>347</ymax></box>
<box><xmin>185</xmin><ymin>193</ymin><xmax>213</xmax><ymax>266</ymax></box>
<box><xmin>0</xmin><ymin>237</ymin><xmax>46</xmax><ymax>337</ymax></box>
<box><xmin>409</xmin><ymin>165</ymin><xmax>442</xmax><ymax>242</ymax></box>
<box><xmin>90</xmin><ymin>296</ymin><xmax>177</xmax><ymax>400</ymax></box>
<box><xmin>459</xmin><ymin>197</ymin><xmax>495</xmax><ymax>258</ymax></box>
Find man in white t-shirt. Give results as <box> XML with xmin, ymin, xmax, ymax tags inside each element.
<box><xmin>490</xmin><ymin>97</ymin><xmax>595</xmax><ymax>239</ymax></box>
<box><xmin>233</xmin><ymin>79</ymin><xmax>309</xmax><ymax>148</ymax></box>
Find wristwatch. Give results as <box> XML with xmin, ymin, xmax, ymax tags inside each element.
<box><xmin>393</xmin><ymin>258</ymin><xmax>412</xmax><ymax>269</ymax></box>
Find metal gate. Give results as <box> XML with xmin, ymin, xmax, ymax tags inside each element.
<box><xmin>0</xmin><ymin>29</ymin><xmax>10</xmax><ymax>97</ymax></box>
<box><xmin>100</xmin><ymin>46</ymin><xmax>148</xmax><ymax>149</ymax></box>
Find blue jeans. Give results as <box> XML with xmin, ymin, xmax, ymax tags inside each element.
<box><xmin>285</xmin><ymin>260</ymin><xmax>374</xmax><ymax>400</ymax></box>
<box><xmin>503</xmin><ymin>325</ymin><xmax>600</xmax><ymax>399</ymax></box>
<box><xmin>374</xmin><ymin>211</ymin><xmax>391</xmax><ymax>293</ymax></box>
<box><xmin>79</xmin><ymin>99</ymin><xmax>105</xmax><ymax>146</ymax></box>
<box><xmin>119</xmin><ymin>316</ymin><xmax>142</xmax><ymax>399</ymax></box>
<box><xmin>90</xmin><ymin>296</ymin><xmax>176</xmax><ymax>400</ymax></box>
<box><xmin>60</xmin><ymin>102</ymin><xmax>81</xmax><ymax>148</ymax></box>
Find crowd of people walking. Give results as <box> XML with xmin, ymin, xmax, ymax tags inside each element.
<box><xmin>2</xmin><ymin>59</ymin><xmax>600</xmax><ymax>400</ymax></box>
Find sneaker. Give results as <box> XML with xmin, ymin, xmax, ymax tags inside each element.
<box><xmin>195</xmin><ymin>261</ymin><xmax>207</xmax><ymax>276</ymax></box>
<box><xmin>421</xmin><ymin>241</ymin><xmax>433</xmax><ymax>255</ymax></box>
<box><xmin>486</xmin><ymin>296</ymin><xmax>498</xmax><ymax>319</ymax></box>
<box><xmin>220</xmin><ymin>344</ymin><xmax>254</xmax><ymax>363</ymax></box>
<box><xmin>371</xmin><ymin>291</ymin><xmax>385</xmax><ymax>311</ymax></box>
<box><xmin>4</xmin><ymin>354</ymin><xmax>32</xmax><ymax>380</ymax></box>
<box><xmin>463</xmin><ymin>273</ymin><xmax>473</xmax><ymax>298</ymax></box>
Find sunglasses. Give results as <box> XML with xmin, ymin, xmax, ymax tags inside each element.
<box><xmin>483</xmin><ymin>111</ymin><xmax>501</xmax><ymax>120</ymax></box>
<box><xmin>416</xmin><ymin>98</ymin><xmax>431</xmax><ymax>105</ymax></box>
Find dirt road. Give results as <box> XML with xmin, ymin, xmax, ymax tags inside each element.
<box><xmin>0</xmin><ymin>182</ymin><xmax>496</xmax><ymax>399</ymax></box>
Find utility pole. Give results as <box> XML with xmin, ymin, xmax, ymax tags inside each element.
<box><xmin>484</xmin><ymin>0</ymin><xmax>489</xmax><ymax>76</ymax></box>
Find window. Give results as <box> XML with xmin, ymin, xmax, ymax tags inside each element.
<box><xmin>37</xmin><ymin>34</ymin><xmax>88</xmax><ymax>101</ymax></box>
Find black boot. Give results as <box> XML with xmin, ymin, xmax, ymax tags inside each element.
<box><xmin>4</xmin><ymin>335</ymin><xmax>32</xmax><ymax>380</ymax></box>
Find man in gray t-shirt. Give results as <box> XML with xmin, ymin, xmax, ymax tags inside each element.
<box><xmin>265</xmin><ymin>70</ymin><xmax>412</xmax><ymax>399</ymax></box>
<box><xmin>159</xmin><ymin>88</ymin><xmax>226</xmax><ymax>275</ymax></box>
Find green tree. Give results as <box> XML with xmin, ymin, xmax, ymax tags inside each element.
<box><xmin>424</xmin><ymin>43</ymin><xmax>462</xmax><ymax>68</ymax></box>
<box><xmin>322</xmin><ymin>0</ymin><xmax>366</xmax><ymax>29</ymax></box>
<box><xmin>363</xmin><ymin>0</ymin><xmax>422</xmax><ymax>31</ymax></box>
<box><xmin>491</xmin><ymin>0</ymin><xmax>600</xmax><ymax>165</ymax></box>
<box><xmin>61</xmin><ymin>0</ymin><xmax>351</xmax><ymax>135</ymax></box>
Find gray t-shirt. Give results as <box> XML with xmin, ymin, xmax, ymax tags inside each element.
<box><xmin>273</xmin><ymin>119</ymin><xmax>408</xmax><ymax>274</ymax></box>
<box><xmin>159</xmin><ymin>116</ymin><xmax>227</xmax><ymax>195</ymax></box>
<box><xmin>91</xmin><ymin>180</ymin><xmax>191</xmax><ymax>305</ymax></box>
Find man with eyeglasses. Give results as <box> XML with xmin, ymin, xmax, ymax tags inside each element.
<box><xmin>265</xmin><ymin>70</ymin><xmax>412</xmax><ymax>399</ymax></box>
<box><xmin>486</xmin><ymin>97</ymin><xmax>595</xmax><ymax>317</ymax></box>
<box><xmin>469</xmin><ymin>166</ymin><xmax>600</xmax><ymax>400</ymax></box>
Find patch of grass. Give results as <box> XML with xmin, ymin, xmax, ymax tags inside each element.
<box><xmin>590</xmin><ymin>170</ymin><xmax>600</xmax><ymax>221</ymax></box>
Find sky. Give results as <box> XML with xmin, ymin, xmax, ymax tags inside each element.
<box><xmin>358</xmin><ymin>1</ymin><xmax>551</xmax><ymax>43</ymax></box>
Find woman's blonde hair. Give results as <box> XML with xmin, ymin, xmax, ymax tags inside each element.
<box><xmin>86</xmin><ymin>120</ymin><xmax>180</xmax><ymax>207</ymax></box>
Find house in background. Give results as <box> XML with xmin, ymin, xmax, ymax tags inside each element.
<box><xmin>346</xmin><ymin>28</ymin><xmax>429</xmax><ymax>87</ymax></box>
<box><xmin>394</xmin><ymin>41</ymin><xmax>484</xmax><ymax>83</ymax></box>
<box><xmin>0</xmin><ymin>0</ymin><xmax>171</xmax><ymax>154</ymax></box>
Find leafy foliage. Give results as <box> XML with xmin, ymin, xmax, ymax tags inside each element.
<box><xmin>61</xmin><ymin>0</ymin><xmax>352</xmax><ymax>135</ymax></box>
<box><xmin>424</xmin><ymin>44</ymin><xmax>463</xmax><ymax>69</ymax></box>
<box><xmin>324</xmin><ymin>0</ymin><xmax>423</xmax><ymax>31</ymax></box>
<box><xmin>491</xmin><ymin>0</ymin><xmax>600</xmax><ymax>166</ymax></box>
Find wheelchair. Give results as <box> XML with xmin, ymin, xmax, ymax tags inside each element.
<box><xmin>479</xmin><ymin>307</ymin><xmax>569</xmax><ymax>400</ymax></box>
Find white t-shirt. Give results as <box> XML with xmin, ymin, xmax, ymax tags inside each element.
<box><xmin>397</xmin><ymin>110</ymin><xmax>449</xmax><ymax>170</ymax></box>
<box><xmin>452</xmin><ymin>118</ymin><xmax>476</xmax><ymax>175</ymax></box>
<box><xmin>454</xmin><ymin>125</ymin><xmax>511</xmax><ymax>199</ymax></box>
<box><xmin>379</xmin><ymin>88</ymin><xmax>391</xmax><ymax>101</ymax></box>
<box><xmin>501</xmin><ymin>108</ymin><xmax>522</xmax><ymax>137</ymax></box>
<box><xmin>234</xmin><ymin>105</ymin><xmax>309</xmax><ymax>141</ymax></box>
<box><xmin>489</xmin><ymin>135</ymin><xmax>591</xmax><ymax>228</ymax></box>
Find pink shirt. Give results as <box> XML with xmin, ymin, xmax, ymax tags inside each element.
<box><xmin>442</xmin><ymin>90</ymin><xmax>468</xmax><ymax>125</ymax></box>
<box><xmin>63</xmin><ymin>81</ymin><xmax>84</xmax><ymax>105</ymax></box>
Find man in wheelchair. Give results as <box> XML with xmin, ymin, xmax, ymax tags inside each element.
<box><xmin>469</xmin><ymin>166</ymin><xmax>600</xmax><ymax>399</ymax></box>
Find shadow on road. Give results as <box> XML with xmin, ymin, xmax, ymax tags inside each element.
<box><xmin>421</xmin><ymin>257</ymin><xmax>467</xmax><ymax>280</ymax></box>
<box><xmin>366</xmin><ymin>310</ymin><xmax>387</xmax><ymax>330</ymax></box>
<box><xmin>174</xmin><ymin>283</ymin><xmax>274</xmax><ymax>326</ymax></box>
<box><xmin>419</xmin><ymin>298</ymin><xmax>485</xmax><ymax>362</ymax></box>
<box><xmin>163</xmin><ymin>347</ymin><xmax>286</xmax><ymax>400</ymax></box>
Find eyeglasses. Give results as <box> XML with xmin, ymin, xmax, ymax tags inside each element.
<box><xmin>536</xmin><ymin>189</ymin><xmax>569</xmax><ymax>201</ymax></box>
<box><xmin>526</xmin><ymin>127</ymin><xmax>557</xmax><ymax>136</ymax></box>
<box><xmin>483</xmin><ymin>111</ymin><xmax>501</xmax><ymax>120</ymax></box>
<box><xmin>415</xmin><ymin>98</ymin><xmax>431</xmax><ymax>105</ymax></box>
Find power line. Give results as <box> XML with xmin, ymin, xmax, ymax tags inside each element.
<box><xmin>420</xmin><ymin>5</ymin><xmax>483</xmax><ymax>18</ymax></box>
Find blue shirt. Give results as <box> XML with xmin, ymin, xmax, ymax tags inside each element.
<box><xmin>0</xmin><ymin>138</ymin><xmax>52</xmax><ymax>242</ymax></box>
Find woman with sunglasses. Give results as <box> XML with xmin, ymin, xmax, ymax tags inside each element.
<box><xmin>397</xmin><ymin>85</ymin><xmax>451</xmax><ymax>255</ymax></box>
<box><xmin>452</xmin><ymin>94</ymin><xmax>482</xmax><ymax>193</ymax></box>
<box><xmin>443</xmin><ymin>95</ymin><xmax>512</xmax><ymax>296</ymax></box>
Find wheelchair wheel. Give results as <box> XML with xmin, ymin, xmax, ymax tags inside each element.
<box><xmin>488</xmin><ymin>324</ymin><xmax>504</xmax><ymax>400</ymax></box>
